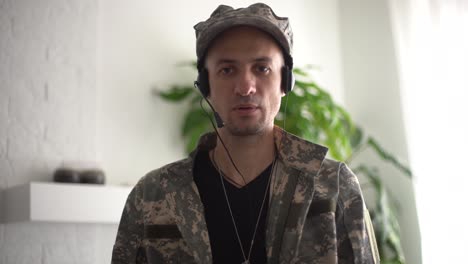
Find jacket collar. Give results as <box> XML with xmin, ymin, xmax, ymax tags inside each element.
<box><xmin>190</xmin><ymin>126</ymin><xmax>328</xmax><ymax>173</ymax></box>
<box><xmin>162</xmin><ymin>126</ymin><xmax>328</xmax><ymax>264</ymax></box>
<box><xmin>272</xmin><ymin>126</ymin><xmax>328</xmax><ymax>173</ymax></box>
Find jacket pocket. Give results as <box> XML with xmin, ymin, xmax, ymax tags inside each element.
<box><xmin>144</xmin><ymin>224</ymin><xmax>182</xmax><ymax>239</ymax></box>
<box><xmin>143</xmin><ymin>225</ymin><xmax>196</xmax><ymax>264</ymax></box>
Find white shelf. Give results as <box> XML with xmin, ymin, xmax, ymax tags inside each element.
<box><xmin>1</xmin><ymin>182</ymin><xmax>133</xmax><ymax>224</ymax></box>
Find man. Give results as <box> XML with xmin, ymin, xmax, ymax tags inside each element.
<box><xmin>112</xmin><ymin>3</ymin><xmax>379</xmax><ymax>264</ymax></box>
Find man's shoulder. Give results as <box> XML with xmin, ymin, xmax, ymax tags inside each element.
<box><xmin>320</xmin><ymin>157</ymin><xmax>342</xmax><ymax>170</ymax></box>
<box><xmin>314</xmin><ymin>157</ymin><xmax>364</xmax><ymax>206</ymax></box>
<box><xmin>316</xmin><ymin>158</ymin><xmax>359</xmax><ymax>189</ymax></box>
<box><xmin>147</xmin><ymin>156</ymin><xmax>193</xmax><ymax>178</ymax></box>
<box><xmin>135</xmin><ymin>156</ymin><xmax>194</xmax><ymax>191</ymax></box>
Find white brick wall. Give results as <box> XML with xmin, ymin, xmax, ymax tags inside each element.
<box><xmin>0</xmin><ymin>0</ymin><xmax>117</xmax><ymax>263</ymax></box>
<box><xmin>0</xmin><ymin>222</ymin><xmax>118</xmax><ymax>264</ymax></box>
<box><xmin>0</xmin><ymin>0</ymin><xmax>97</xmax><ymax>187</ymax></box>
<box><xmin>0</xmin><ymin>224</ymin><xmax>4</xmax><ymax>263</ymax></box>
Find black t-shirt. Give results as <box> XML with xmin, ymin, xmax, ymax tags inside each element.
<box><xmin>193</xmin><ymin>150</ymin><xmax>272</xmax><ymax>264</ymax></box>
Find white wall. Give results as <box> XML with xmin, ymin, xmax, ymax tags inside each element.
<box><xmin>0</xmin><ymin>0</ymin><xmax>97</xmax><ymax>187</ymax></box>
<box><xmin>388</xmin><ymin>1</ymin><xmax>468</xmax><ymax>263</ymax></box>
<box><xmin>0</xmin><ymin>0</ymin><xmax>117</xmax><ymax>263</ymax></box>
<box><xmin>338</xmin><ymin>1</ymin><xmax>421</xmax><ymax>263</ymax></box>
<box><xmin>97</xmin><ymin>0</ymin><xmax>345</xmax><ymax>185</ymax></box>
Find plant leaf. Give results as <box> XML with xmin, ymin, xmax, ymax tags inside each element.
<box><xmin>175</xmin><ymin>60</ymin><xmax>198</xmax><ymax>69</ymax></box>
<box><xmin>292</xmin><ymin>68</ymin><xmax>310</xmax><ymax>77</ymax></box>
<box><xmin>350</xmin><ymin>126</ymin><xmax>364</xmax><ymax>149</ymax></box>
<box><xmin>367</xmin><ymin>137</ymin><xmax>412</xmax><ymax>178</ymax></box>
<box><xmin>354</xmin><ymin>165</ymin><xmax>405</xmax><ymax>262</ymax></box>
<box><xmin>158</xmin><ymin>85</ymin><xmax>194</xmax><ymax>102</ymax></box>
<box><xmin>182</xmin><ymin>108</ymin><xmax>211</xmax><ymax>137</ymax></box>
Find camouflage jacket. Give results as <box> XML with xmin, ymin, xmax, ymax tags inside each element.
<box><xmin>112</xmin><ymin>127</ymin><xmax>380</xmax><ymax>264</ymax></box>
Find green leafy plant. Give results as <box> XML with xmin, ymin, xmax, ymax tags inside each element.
<box><xmin>156</xmin><ymin>63</ymin><xmax>411</xmax><ymax>263</ymax></box>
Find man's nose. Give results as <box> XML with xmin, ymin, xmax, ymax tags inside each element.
<box><xmin>234</xmin><ymin>69</ymin><xmax>256</xmax><ymax>96</ymax></box>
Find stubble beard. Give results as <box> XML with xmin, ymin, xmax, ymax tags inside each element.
<box><xmin>225</xmin><ymin>121</ymin><xmax>266</xmax><ymax>136</ymax></box>
<box><xmin>224</xmin><ymin>113</ymin><xmax>274</xmax><ymax>137</ymax></box>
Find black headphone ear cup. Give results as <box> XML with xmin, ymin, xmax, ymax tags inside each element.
<box><xmin>281</xmin><ymin>66</ymin><xmax>295</xmax><ymax>93</ymax></box>
<box><xmin>289</xmin><ymin>70</ymin><xmax>295</xmax><ymax>92</ymax></box>
<box><xmin>196</xmin><ymin>69</ymin><xmax>210</xmax><ymax>97</ymax></box>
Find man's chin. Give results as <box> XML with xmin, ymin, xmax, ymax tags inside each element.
<box><xmin>225</xmin><ymin>123</ymin><xmax>268</xmax><ymax>137</ymax></box>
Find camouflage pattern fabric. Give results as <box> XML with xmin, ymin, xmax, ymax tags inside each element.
<box><xmin>111</xmin><ymin>126</ymin><xmax>380</xmax><ymax>263</ymax></box>
<box><xmin>194</xmin><ymin>3</ymin><xmax>293</xmax><ymax>60</ymax></box>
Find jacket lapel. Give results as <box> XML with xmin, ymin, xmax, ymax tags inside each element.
<box><xmin>162</xmin><ymin>157</ymin><xmax>212</xmax><ymax>264</ymax></box>
<box><xmin>266</xmin><ymin>128</ymin><xmax>328</xmax><ymax>263</ymax></box>
<box><xmin>265</xmin><ymin>161</ymin><xmax>299</xmax><ymax>263</ymax></box>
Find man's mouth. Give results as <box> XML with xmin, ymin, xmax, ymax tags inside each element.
<box><xmin>233</xmin><ymin>104</ymin><xmax>259</xmax><ymax>115</ymax></box>
<box><xmin>237</xmin><ymin>106</ymin><xmax>255</xmax><ymax>110</ymax></box>
<box><xmin>234</xmin><ymin>104</ymin><xmax>258</xmax><ymax>110</ymax></box>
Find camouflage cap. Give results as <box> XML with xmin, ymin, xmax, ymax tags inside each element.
<box><xmin>194</xmin><ymin>3</ymin><xmax>293</xmax><ymax>62</ymax></box>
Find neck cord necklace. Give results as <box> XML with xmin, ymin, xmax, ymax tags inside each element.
<box><xmin>212</xmin><ymin>151</ymin><xmax>277</xmax><ymax>264</ymax></box>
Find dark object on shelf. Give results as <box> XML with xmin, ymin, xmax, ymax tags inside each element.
<box><xmin>80</xmin><ymin>169</ymin><xmax>106</xmax><ymax>184</ymax></box>
<box><xmin>53</xmin><ymin>168</ymin><xmax>80</xmax><ymax>183</ymax></box>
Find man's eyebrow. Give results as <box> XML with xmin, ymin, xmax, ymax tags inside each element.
<box><xmin>253</xmin><ymin>57</ymin><xmax>273</xmax><ymax>63</ymax></box>
<box><xmin>214</xmin><ymin>59</ymin><xmax>236</xmax><ymax>66</ymax></box>
<box><xmin>214</xmin><ymin>57</ymin><xmax>273</xmax><ymax>66</ymax></box>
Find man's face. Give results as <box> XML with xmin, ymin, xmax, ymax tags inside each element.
<box><xmin>205</xmin><ymin>26</ymin><xmax>285</xmax><ymax>136</ymax></box>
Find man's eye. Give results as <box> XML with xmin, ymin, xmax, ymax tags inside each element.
<box><xmin>257</xmin><ymin>66</ymin><xmax>270</xmax><ymax>73</ymax></box>
<box><xmin>219</xmin><ymin>67</ymin><xmax>233</xmax><ymax>75</ymax></box>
